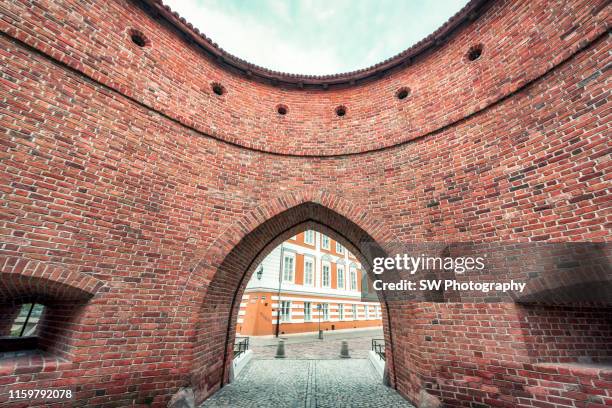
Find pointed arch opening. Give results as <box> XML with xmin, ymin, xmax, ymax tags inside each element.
<box><xmin>188</xmin><ymin>201</ymin><xmax>399</xmax><ymax>403</ymax></box>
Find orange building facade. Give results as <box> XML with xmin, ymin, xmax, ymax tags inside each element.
<box><xmin>237</xmin><ymin>231</ymin><xmax>382</xmax><ymax>336</ymax></box>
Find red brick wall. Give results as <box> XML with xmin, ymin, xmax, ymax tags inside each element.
<box><xmin>0</xmin><ymin>0</ymin><xmax>608</xmax><ymax>156</ymax></box>
<box><xmin>36</xmin><ymin>303</ymin><xmax>90</xmax><ymax>360</ymax></box>
<box><xmin>518</xmin><ymin>305</ymin><xmax>612</xmax><ymax>364</ymax></box>
<box><xmin>0</xmin><ymin>0</ymin><xmax>609</xmax><ymax>407</ymax></box>
<box><xmin>389</xmin><ymin>303</ymin><xmax>612</xmax><ymax>406</ymax></box>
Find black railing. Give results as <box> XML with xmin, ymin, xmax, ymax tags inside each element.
<box><xmin>234</xmin><ymin>336</ymin><xmax>249</xmax><ymax>358</ymax></box>
<box><xmin>371</xmin><ymin>339</ymin><xmax>385</xmax><ymax>361</ymax></box>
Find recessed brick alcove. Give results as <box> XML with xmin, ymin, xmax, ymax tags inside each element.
<box><xmin>0</xmin><ymin>0</ymin><xmax>610</xmax><ymax>406</ymax></box>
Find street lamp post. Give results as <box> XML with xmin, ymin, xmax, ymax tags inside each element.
<box><xmin>275</xmin><ymin>245</ymin><xmax>284</xmax><ymax>338</ymax></box>
<box><xmin>317</xmin><ymin>303</ymin><xmax>323</xmax><ymax>339</ymax></box>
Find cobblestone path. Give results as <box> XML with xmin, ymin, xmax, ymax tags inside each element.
<box><xmin>249</xmin><ymin>327</ymin><xmax>383</xmax><ymax>359</ymax></box>
<box><xmin>200</xmin><ymin>359</ymin><xmax>413</xmax><ymax>408</ymax></box>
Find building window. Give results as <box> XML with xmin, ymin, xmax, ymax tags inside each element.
<box><xmin>304</xmin><ymin>230</ymin><xmax>315</xmax><ymax>245</ymax></box>
<box><xmin>364</xmin><ymin>305</ymin><xmax>369</xmax><ymax>320</ymax></box>
<box><xmin>337</xmin><ymin>265</ymin><xmax>345</xmax><ymax>289</ymax></box>
<box><xmin>282</xmin><ymin>253</ymin><xmax>295</xmax><ymax>282</ymax></box>
<box><xmin>352</xmin><ymin>304</ymin><xmax>357</xmax><ymax>320</ymax></box>
<box><xmin>304</xmin><ymin>257</ymin><xmax>314</xmax><ymax>286</ymax></box>
<box><xmin>321</xmin><ymin>234</ymin><xmax>330</xmax><ymax>250</ymax></box>
<box><xmin>336</xmin><ymin>242</ymin><xmax>345</xmax><ymax>254</ymax></box>
<box><xmin>322</xmin><ymin>303</ymin><xmax>329</xmax><ymax>321</ymax></box>
<box><xmin>350</xmin><ymin>268</ymin><xmax>358</xmax><ymax>290</ymax></box>
<box><xmin>8</xmin><ymin>303</ymin><xmax>45</xmax><ymax>337</ymax></box>
<box><xmin>322</xmin><ymin>262</ymin><xmax>331</xmax><ymax>288</ymax></box>
<box><xmin>375</xmin><ymin>305</ymin><xmax>380</xmax><ymax>318</ymax></box>
<box><xmin>280</xmin><ymin>301</ymin><xmax>291</xmax><ymax>322</ymax></box>
<box><xmin>304</xmin><ymin>302</ymin><xmax>312</xmax><ymax>321</ymax></box>
<box><xmin>338</xmin><ymin>304</ymin><xmax>344</xmax><ymax>320</ymax></box>
<box><xmin>290</xmin><ymin>235</ymin><xmax>297</xmax><ymax>240</ymax></box>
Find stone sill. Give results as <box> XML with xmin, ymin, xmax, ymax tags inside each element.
<box><xmin>0</xmin><ymin>350</ymin><xmax>72</xmax><ymax>376</ymax></box>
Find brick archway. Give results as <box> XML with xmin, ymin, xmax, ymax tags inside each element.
<box><xmin>184</xmin><ymin>193</ymin><xmax>402</xmax><ymax>403</ymax></box>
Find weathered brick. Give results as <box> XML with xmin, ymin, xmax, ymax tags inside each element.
<box><xmin>0</xmin><ymin>0</ymin><xmax>609</xmax><ymax>407</ymax></box>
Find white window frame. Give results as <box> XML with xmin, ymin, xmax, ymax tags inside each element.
<box><xmin>304</xmin><ymin>230</ymin><xmax>315</xmax><ymax>245</ymax></box>
<box><xmin>321</xmin><ymin>261</ymin><xmax>331</xmax><ymax>288</ymax></box>
<box><xmin>338</xmin><ymin>304</ymin><xmax>344</xmax><ymax>320</ymax></box>
<box><xmin>350</xmin><ymin>267</ymin><xmax>358</xmax><ymax>291</ymax></box>
<box><xmin>304</xmin><ymin>302</ymin><xmax>312</xmax><ymax>322</ymax></box>
<box><xmin>322</xmin><ymin>303</ymin><xmax>329</xmax><ymax>321</ymax></box>
<box><xmin>304</xmin><ymin>256</ymin><xmax>314</xmax><ymax>286</ymax></box>
<box><xmin>280</xmin><ymin>301</ymin><xmax>291</xmax><ymax>322</ymax></box>
<box><xmin>336</xmin><ymin>242</ymin><xmax>345</xmax><ymax>254</ymax></box>
<box><xmin>282</xmin><ymin>252</ymin><xmax>295</xmax><ymax>283</ymax></box>
<box><xmin>321</xmin><ymin>234</ymin><xmax>330</xmax><ymax>250</ymax></box>
<box><xmin>336</xmin><ymin>265</ymin><xmax>345</xmax><ymax>289</ymax></box>
<box><xmin>352</xmin><ymin>304</ymin><xmax>357</xmax><ymax>320</ymax></box>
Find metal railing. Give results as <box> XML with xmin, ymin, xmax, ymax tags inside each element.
<box><xmin>371</xmin><ymin>339</ymin><xmax>385</xmax><ymax>361</ymax></box>
<box><xmin>234</xmin><ymin>336</ymin><xmax>249</xmax><ymax>358</ymax></box>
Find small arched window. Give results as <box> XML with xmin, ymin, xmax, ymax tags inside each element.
<box><xmin>8</xmin><ymin>303</ymin><xmax>45</xmax><ymax>337</ymax></box>
<box><xmin>1</xmin><ymin>303</ymin><xmax>46</xmax><ymax>354</ymax></box>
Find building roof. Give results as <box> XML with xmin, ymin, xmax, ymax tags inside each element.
<box><xmin>140</xmin><ymin>0</ymin><xmax>492</xmax><ymax>89</ymax></box>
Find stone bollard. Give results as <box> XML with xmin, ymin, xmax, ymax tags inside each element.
<box><xmin>168</xmin><ymin>387</ymin><xmax>195</xmax><ymax>408</ymax></box>
<box><xmin>275</xmin><ymin>340</ymin><xmax>286</xmax><ymax>358</ymax></box>
<box><xmin>340</xmin><ymin>341</ymin><xmax>350</xmax><ymax>358</ymax></box>
<box><xmin>417</xmin><ymin>390</ymin><xmax>442</xmax><ymax>408</ymax></box>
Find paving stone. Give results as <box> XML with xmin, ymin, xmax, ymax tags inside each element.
<box><xmin>200</xmin><ymin>359</ymin><xmax>413</xmax><ymax>408</ymax></box>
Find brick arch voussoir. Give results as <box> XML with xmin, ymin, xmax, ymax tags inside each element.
<box><xmin>0</xmin><ymin>256</ymin><xmax>105</xmax><ymax>304</ymax></box>
<box><xmin>185</xmin><ymin>190</ymin><xmax>399</xmax><ymax>301</ymax></box>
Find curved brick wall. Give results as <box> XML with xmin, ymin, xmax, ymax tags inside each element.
<box><xmin>0</xmin><ymin>0</ymin><xmax>608</xmax><ymax>155</ymax></box>
<box><xmin>0</xmin><ymin>0</ymin><xmax>610</xmax><ymax>407</ymax></box>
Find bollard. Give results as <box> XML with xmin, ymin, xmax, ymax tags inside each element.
<box><xmin>318</xmin><ymin>330</ymin><xmax>323</xmax><ymax>340</ymax></box>
<box><xmin>275</xmin><ymin>340</ymin><xmax>286</xmax><ymax>358</ymax></box>
<box><xmin>340</xmin><ymin>341</ymin><xmax>350</xmax><ymax>358</ymax></box>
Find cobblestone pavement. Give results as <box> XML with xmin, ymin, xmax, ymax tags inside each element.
<box><xmin>200</xmin><ymin>359</ymin><xmax>413</xmax><ymax>408</ymax></box>
<box><xmin>249</xmin><ymin>327</ymin><xmax>383</xmax><ymax>359</ymax></box>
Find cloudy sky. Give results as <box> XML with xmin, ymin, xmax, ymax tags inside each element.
<box><xmin>163</xmin><ymin>0</ymin><xmax>469</xmax><ymax>75</ymax></box>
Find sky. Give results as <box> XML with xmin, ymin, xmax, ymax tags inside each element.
<box><xmin>163</xmin><ymin>0</ymin><xmax>469</xmax><ymax>76</ymax></box>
